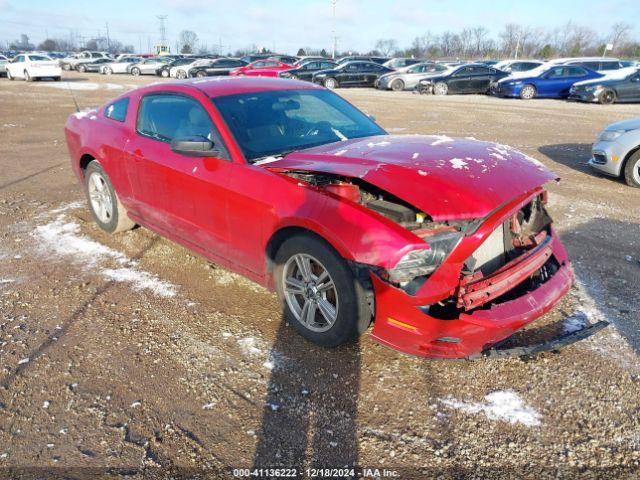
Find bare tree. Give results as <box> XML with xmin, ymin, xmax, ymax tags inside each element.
<box><xmin>179</xmin><ymin>30</ymin><xmax>198</xmax><ymax>54</ymax></box>
<box><xmin>37</xmin><ymin>39</ymin><xmax>59</xmax><ymax>51</ymax></box>
<box><xmin>608</xmin><ymin>22</ymin><xmax>633</xmax><ymax>54</ymax></box>
<box><xmin>374</xmin><ymin>39</ymin><xmax>399</xmax><ymax>57</ymax></box>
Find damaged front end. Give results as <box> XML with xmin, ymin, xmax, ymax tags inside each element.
<box><xmin>266</xmin><ymin>139</ymin><xmax>607</xmax><ymax>359</ymax></box>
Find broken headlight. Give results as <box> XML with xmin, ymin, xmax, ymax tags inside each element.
<box><xmin>387</xmin><ymin>231</ymin><xmax>462</xmax><ymax>284</ymax></box>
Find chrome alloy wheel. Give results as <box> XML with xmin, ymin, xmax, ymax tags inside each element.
<box><xmin>88</xmin><ymin>171</ymin><xmax>113</xmax><ymax>224</ymax></box>
<box><xmin>282</xmin><ymin>253</ymin><xmax>339</xmax><ymax>332</ymax></box>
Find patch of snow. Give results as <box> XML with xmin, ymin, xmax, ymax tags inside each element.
<box><xmin>202</xmin><ymin>402</ymin><xmax>216</xmax><ymax>410</ymax></box>
<box><xmin>366</xmin><ymin>141</ymin><xmax>391</xmax><ymax>148</ymax></box>
<box><xmin>440</xmin><ymin>390</ymin><xmax>541</xmax><ymax>427</ymax></box>
<box><xmin>32</xmin><ymin>215</ymin><xmax>179</xmax><ymax>298</ymax></box>
<box><xmin>18</xmin><ymin>358</ymin><xmax>30</xmax><ymax>365</ymax></box>
<box><xmin>449</xmin><ymin>158</ymin><xmax>468</xmax><ymax>170</ymax></box>
<box><xmin>238</xmin><ymin>337</ymin><xmax>262</xmax><ymax>356</ymax></box>
<box><xmin>72</xmin><ymin>108</ymin><xmax>98</xmax><ymax>120</ymax></box>
<box><xmin>130</xmin><ymin>401</ymin><xmax>142</xmax><ymax>408</ymax></box>
<box><xmin>254</xmin><ymin>156</ymin><xmax>280</xmax><ymax>165</ymax></box>
<box><xmin>102</xmin><ymin>268</ymin><xmax>177</xmax><ymax>298</ymax></box>
<box><xmin>42</xmin><ymin>81</ymin><xmax>100</xmax><ymax>91</ymax></box>
<box><xmin>563</xmin><ymin>311</ymin><xmax>588</xmax><ymax>334</ymax></box>
<box><xmin>430</xmin><ymin>135</ymin><xmax>453</xmax><ymax>146</ymax></box>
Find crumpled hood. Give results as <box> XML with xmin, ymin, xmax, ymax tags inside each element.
<box><xmin>265</xmin><ymin>135</ymin><xmax>557</xmax><ymax>221</ymax></box>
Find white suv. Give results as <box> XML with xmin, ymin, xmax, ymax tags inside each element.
<box><xmin>6</xmin><ymin>54</ymin><xmax>62</xmax><ymax>81</ymax></box>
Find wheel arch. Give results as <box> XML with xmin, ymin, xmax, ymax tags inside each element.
<box><xmin>622</xmin><ymin>144</ymin><xmax>640</xmax><ymax>174</ymax></box>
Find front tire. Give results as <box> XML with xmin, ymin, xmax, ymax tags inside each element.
<box><xmin>324</xmin><ymin>77</ymin><xmax>338</xmax><ymax>89</ymax></box>
<box><xmin>161</xmin><ymin>69</ymin><xmax>169</xmax><ymax>78</ymax></box>
<box><xmin>77</xmin><ymin>64</ymin><xmax>86</xmax><ymax>72</ymax></box>
<box><xmin>433</xmin><ymin>82</ymin><xmax>448</xmax><ymax>95</ymax></box>
<box><xmin>176</xmin><ymin>69</ymin><xmax>187</xmax><ymax>79</ymax></box>
<box><xmin>24</xmin><ymin>70</ymin><xmax>32</xmax><ymax>82</ymax></box>
<box><xmin>131</xmin><ymin>67</ymin><xmax>140</xmax><ymax>76</ymax></box>
<box><xmin>7</xmin><ymin>70</ymin><xmax>13</xmax><ymax>81</ymax></box>
<box><xmin>624</xmin><ymin>151</ymin><xmax>640</xmax><ymax>188</ymax></box>
<box><xmin>598</xmin><ymin>88</ymin><xmax>616</xmax><ymax>105</ymax></box>
<box><xmin>390</xmin><ymin>79</ymin><xmax>405</xmax><ymax>91</ymax></box>
<box><xmin>196</xmin><ymin>70</ymin><xmax>207</xmax><ymax>78</ymax></box>
<box><xmin>274</xmin><ymin>234</ymin><xmax>371</xmax><ymax>347</ymax></box>
<box><xmin>103</xmin><ymin>67</ymin><xmax>113</xmax><ymax>75</ymax></box>
<box><xmin>519</xmin><ymin>84</ymin><xmax>537</xmax><ymax>100</ymax></box>
<box><xmin>84</xmin><ymin>162</ymin><xmax>136</xmax><ymax>233</ymax></box>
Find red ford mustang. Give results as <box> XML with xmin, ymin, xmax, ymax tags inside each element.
<box><xmin>229</xmin><ymin>59</ymin><xmax>293</xmax><ymax>77</ymax></box>
<box><xmin>64</xmin><ymin>77</ymin><xmax>604</xmax><ymax>359</ymax></box>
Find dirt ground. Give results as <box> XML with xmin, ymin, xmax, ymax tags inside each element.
<box><xmin>0</xmin><ymin>72</ymin><xmax>639</xmax><ymax>479</ymax></box>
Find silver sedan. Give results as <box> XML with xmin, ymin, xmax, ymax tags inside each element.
<box><xmin>101</xmin><ymin>57</ymin><xmax>143</xmax><ymax>74</ymax></box>
<box><xmin>376</xmin><ymin>62</ymin><xmax>450</xmax><ymax>91</ymax></box>
<box><xmin>591</xmin><ymin>117</ymin><xmax>640</xmax><ymax>187</ymax></box>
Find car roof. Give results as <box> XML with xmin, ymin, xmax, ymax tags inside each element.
<box><xmin>140</xmin><ymin>77</ymin><xmax>324</xmax><ymax>98</ymax></box>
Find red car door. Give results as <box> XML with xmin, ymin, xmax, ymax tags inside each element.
<box><xmin>123</xmin><ymin>91</ymin><xmax>234</xmax><ymax>258</ymax></box>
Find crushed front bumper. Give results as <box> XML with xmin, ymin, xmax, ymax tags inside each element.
<box><xmin>369</xmin><ymin>234</ymin><xmax>586</xmax><ymax>359</ymax></box>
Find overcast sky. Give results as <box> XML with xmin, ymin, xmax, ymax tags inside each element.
<box><xmin>1</xmin><ymin>0</ymin><xmax>638</xmax><ymax>53</ymax></box>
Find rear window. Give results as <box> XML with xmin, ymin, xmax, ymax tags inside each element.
<box><xmin>105</xmin><ymin>97</ymin><xmax>129</xmax><ymax>122</ymax></box>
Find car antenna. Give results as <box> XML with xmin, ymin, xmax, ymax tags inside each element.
<box><xmin>65</xmin><ymin>81</ymin><xmax>81</xmax><ymax>113</ymax></box>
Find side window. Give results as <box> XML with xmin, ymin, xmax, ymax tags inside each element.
<box><xmin>600</xmin><ymin>61</ymin><xmax>619</xmax><ymax>70</ymax></box>
<box><xmin>105</xmin><ymin>97</ymin><xmax>129</xmax><ymax>122</ymax></box>
<box><xmin>567</xmin><ymin>67</ymin><xmax>587</xmax><ymax>77</ymax></box>
<box><xmin>137</xmin><ymin>94</ymin><xmax>213</xmax><ymax>143</ymax></box>
<box><xmin>546</xmin><ymin>67</ymin><xmax>566</xmax><ymax>78</ymax></box>
<box><xmin>345</xmin><ymin>64</ymin><xmax>359</xmax><ymax>71</ymax></box>
<box><xmin>15</xmin><ymin>55</ymin><xmax>25</xmax><ymax>63</ymax></box>
<box><xmin>454</xmin><ymin>67</ymin><xmax>470</xmax><ymax>76</ymax></box>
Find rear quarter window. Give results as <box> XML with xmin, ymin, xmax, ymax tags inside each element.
<box><xmin>105</xmin><ymin>98</ymin><xmax>129</xmax><ymax>122</ymax></box>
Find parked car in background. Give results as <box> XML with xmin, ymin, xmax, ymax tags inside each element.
<box><xmin>492</xmin><ymin>65</ymin><xmax>602</xmax><ymax>99</ymax></box>
<box><xmin>60</xmin><ymin>51</ymin><xmax>112</xmax><ymax>70</ymax></box>
<box><xmin>101</xmin><ymin>57</ymin><xmax>143</xmax><ymax>75</ymax></box>
<box><xmin>551</xmin><ymin>57</ymin><xmax>624</xmax><ymax>72</ymax></box>
<box><xmin>416</xmin><ymin>64</ymin><xmax>508</xmax><ymax>95</ymax></box>
<box><xmin>240</xmin><ymin>53</ymin><xmax>277</xmax><ymax>64</ymax></box>
<box><xmin>169</xmin><ymin>58</ymin><xmax>212</xmax><ymax>79</ymax></box>
<box><xmin>76</xmin><ymin>58</ymin><xmax>113</xmax><ymax>73</ymax></box>
<box><xmin>131</xmin><ymin>58</ymin><xmax>171</xmax><ymax>76</ymax></box>
<box><xmin>591</xmin><ymin>117</ymin><xmax>640</xmax><ymax>187</ymax></box>
<box><xmin>229</xmin><ymin>59</ymin><xmax>294</xmax><ymax>77</ymax></box>
<box><xmin>477</xmin><ymin>60</ymin><xmax>499</xmax><ymax>66</ymax></box>
<box><xmin>279</xmin><ymin>59</ymin><xmax>338</xmax><ymax>81</ymax></box>
<box><xmin>6</xmin><ymin>53</ymin><xmax>61</xmax><ymax>81</ymax></box>
<box><xmin>336</xmin><ymin>56</ymin><xmax>390</xmax><ymax>65</ymax></box>
<box><xmin>313</xmin><ymin>61</ymin><xmax>394</xmax><ymax>88</ymax></box>
<box><xmin>377</xmin><ymin>62</ymin><xmax>450</xmax><ymax>91</ymax></box>
<box><xmin>494</xmin><ymin>60</ymin><xmax>544</xmax><ymax>73</ymax></box>
<box><xmin>189</xmin><ymin>58</ymin><xmax>248</xmax><ymax>77</ymax></box>
<box><xmin>383</xmin><ymin>57</ymin><xmax>423</xmax><ymax>70</ymax></box>
<box><xmin>569</xmin><ymin>68</ymin><xmax>640</xmax><ymax>104</ymax></box>
<box><xmin>156</xmin><ymin>58</ymin><xmax>193</xmax><ymax>77</ymax></box>
<box><xmin>267</xmin><ymin>54</ymin><xmax>299</xmax><ymax>64</ymax></box>
<box><xmin>0</xmin><ymin>54</ymin><xmax>8</xmax><ymax>76</ymax></box>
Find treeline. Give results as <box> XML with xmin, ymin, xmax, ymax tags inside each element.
<box><xmin>5</xmin><ymin>34</ymin><xmax>134</xmax><ymax>54</ymax></box>
<box><xmin>373</xmin><ymin>22</ymin><xmax>640</xmax><ymax>59</ymax></box>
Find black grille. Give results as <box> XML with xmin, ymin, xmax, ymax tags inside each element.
<box><xmin>592</xmin><ymin>153</ymin><xmax>607</xmax><ymax>165</ymax></box>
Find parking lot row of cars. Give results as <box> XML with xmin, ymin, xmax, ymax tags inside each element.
<box><xmin>1</xmin><ymin>49</ymin><xmax>639</xmax><ymax>104</ymax></box>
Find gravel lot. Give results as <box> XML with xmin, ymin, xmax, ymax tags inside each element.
<box><xmin>0</xmin><ymin>72</ymin><xmax>639</xmax><ymax>479</ymax></box>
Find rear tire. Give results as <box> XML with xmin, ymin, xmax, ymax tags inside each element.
<box><xmin>433</xmin><ymin>82</ymin><xmax>448</xmax><ymax>95</ymax></box>
<box><xmin>161</xmin><ymin>69</ymin><xmax>169</xmax><ymax>78</ymax></box>
<box><xmin>62</xmin><ymin>63</ymin><xmax>71</xmax><ymax>71</ymax></box>
<box><xmin>24</xmin><ymin>70</ymin><xmax>32</xmax><ymax>82</ymax></box>
<box><xmin>176</xmin><ymin>69</ymin><xmax>187</xmax><ymax>79</ymax></box>
<box><xmin>196</xmin><ymin>70</ymin><xmax>207</xmax><ymax>78</ymax></box>
<box><xmin>390</xmin><ymin>79</ymin><xmax>405</xmax><ymax>91</ymax></box>
<box><xmin>324</xmin><ymin>77</ymin><xmax>338</xmax><ymax>89</ymax></box>
<box><xmin>274</xmin><ymin>234</ymin><xmax>371</xmax><ymax>347</ymax></box>
<box><xmin>77</xmin><ymin>64</ymin><xmax>86</xmax><ymax>72</ymax></box>
<box><xmin>623</xmin><ymin>150</ymin><xmax>640</xmax><ymax>188</ymax></box>
<box><xmin>84</xmin><ymin>161</ymin><xmax>136</xmax><ymax>233</ymax></box>
<box><xmin>7</xmin><ymin>70</ymin><xmax>14</xmax><ymax>81</ymax></box>
<box><xmin>131</xmin><ymin>67</ymin><xmax>140</xmax><ymax>76</ymax></box>
<box><xmin>519</xmin><ymin>84</ymin><xmax>537</xmax><ymax>99</ymax></box>
<box><xmin>598</xmin><ymin>88</ymin><xmax>616</xmax><ymax>105</ymax></box>
<box><xmin>104</xmin><ymin>67</ymin><xmax>113</xmax><ymax>75</ymax></box>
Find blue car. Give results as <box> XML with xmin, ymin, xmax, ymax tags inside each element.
<box><xmin>491</xmin><ymin>65</ymin><xmax>603</xmax><ymax>99</ymax></box>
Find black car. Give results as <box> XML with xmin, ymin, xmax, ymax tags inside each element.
<box><xmin>569</xmin><ymin>68</ymin><xmax>640</xmax><ymax>104</ymax></box>
<box><xmin>156</xmin><ymin>57</ymin><xmax>196</xmax><ymax>78</ymax></box>
<box><xmin>77</xmin><ymin>58</ymin><xmax>112</xmax><ymax>73</ymax></box>
<box><xmin>189</xmin><ymin>58</ymin><xmax>248</xmax><ymax>77</ymax></box>
<box><xmin>279</xmin><ymin>59</ymin><xmax>337</xmax><ymax>81</ymax></box>
<box><xmin>416</xmin><ymin>64</ymin><xmax>509</xmax><ymax>95</ymax></box>
<box><xmin>312</xmin><ymin>61</ymin><xmax>393</xmax><ymax>88</ymax></box>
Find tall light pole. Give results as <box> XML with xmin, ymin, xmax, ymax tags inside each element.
<box><xmin>157</xmin><ymin>14</ymin><xmax>168</xmax><ymax>50</ymax></box>
<box><xmin>331</xmin><ymin>0</ymin><xmax>337</xmax><ymax>59</ymax></box>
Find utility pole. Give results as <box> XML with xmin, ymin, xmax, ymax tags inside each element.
<box><xmin>105</xmin><ymin>22</ymin><xmax>110</xmax><ymax>52</ymax></box>
<box><xmin>157</xmin><ymin>14</ymin><xmax>168</xmax><ymax>52</ymax></box>
<box><xmin>331</xmin><ymin>0</ymin><xmax>337</xmax><ymax>59</ymax></box>
<box><xmin>514</xmin><ymin>31</ymin><xmax>521</xmax><ymax>59</ymax></box>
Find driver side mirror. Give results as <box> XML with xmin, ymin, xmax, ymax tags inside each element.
<box><xmin>170</xmin><ymin>136</ymin><xmax>221</xmax><ymax>157</ymax></box>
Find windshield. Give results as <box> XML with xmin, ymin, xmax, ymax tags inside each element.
<box><xmin>212</xmin><ymin>89</ymin><xmax>386</xmax><ymax>162</ymax></box>
<box><xmin>29</xmin><ymin>55</ymin><xmax>52</xmax><ymax>61</ymax></box>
